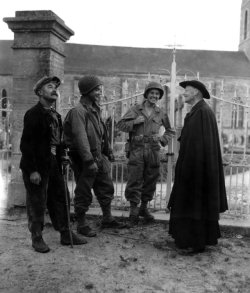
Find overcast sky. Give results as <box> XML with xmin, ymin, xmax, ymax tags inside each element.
<box><xmin>0</xmin><ymin>0</ymin><xmax>242</xmax><ymax>51</ymax></box>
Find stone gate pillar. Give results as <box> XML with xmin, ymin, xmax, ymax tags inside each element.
<box><xmin>3</xmin><ymin>11</ymin><xmax>74</xmax><ymax>207</ymax></box>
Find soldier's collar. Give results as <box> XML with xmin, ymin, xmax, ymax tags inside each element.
<box><xmin>80</xmin><ymin>99</ymin><xmax>100</xmax><ymax>113</ymax></box>
<box><xmin>139</xmin><ymin>101</ymin><xmax>160</xmax><ymax>113</ymax></box>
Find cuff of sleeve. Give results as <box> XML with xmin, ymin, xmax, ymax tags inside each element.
<box><xmin>160</xmin><ymin>138</ymin><xmax>168</xmax><ymax>147</ymax></box>
<box><xmin>129</xmin><ymin>121</ymin><xmax>135</xmax><ymax>132</ymax></box>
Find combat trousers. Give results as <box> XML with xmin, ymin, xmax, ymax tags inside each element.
<box><xmin>70</xmin><ymin>152</ymin><xmax>114</xmax><ymax>218</ymax></box>
<box><xmin>125</xmin><ymin>143</ymin><xmax>160</xmax><ymax>204</ymax></box>
<box><xmin>22</xmin><ymin>155</ymin><xmax>68</xmax><ymax>234</ymax></box>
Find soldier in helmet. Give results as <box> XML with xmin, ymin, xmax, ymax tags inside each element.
<box><xmin>20</xmin><ymin>76</ymin><xmax>87</xmax><ymax>253</ymax></box>
<box><xmin>63</xmin><ymin>75</ymin><xmax>126</xmax><ymax>237</ymax></box>
<box><xmin>117</xmin><ymin>81</ymin><xmax>175</xmax><ymax>226</ymax></box>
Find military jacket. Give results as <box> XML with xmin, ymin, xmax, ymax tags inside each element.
<box><xmin>117</xmin><ymin>101</ymin><xmax>172</xmax><ymax>146</ymax></box>
<box><xmin>63</xmin><ymin>99</ymin><xmax>112</xmax><ymax>166</ymax></box>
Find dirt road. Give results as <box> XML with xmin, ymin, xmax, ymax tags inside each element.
<box><xmin>0</xmin><ymin>215</ymin><xmax>250</xmax><ymax>293</ymax></box>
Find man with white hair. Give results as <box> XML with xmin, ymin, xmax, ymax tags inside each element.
<box><xmin>168</xmin><ymin>80</ymin><xmax>228</xmax><ymax>253</ymax></box>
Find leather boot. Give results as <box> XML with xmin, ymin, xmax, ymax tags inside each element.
<box><xmin>31</xmin><ymin>222</ymin><xmax>50</xmax><ymax>253</ymax></box>
<box><xmin>76</xmin><ymin>213</ymin><xmax>97</xmax><ymax>237</ymax></box>
<box><xmin>128</xmin><ymin>202</ymin><xmax>139</xmax><ymax>227</ymax></box>
<box><xmin>101</xmin><ymin>204</ymin><xmax>127</xmax><ymax>228</ymax></box>
<box><xmin>60</xmin><ymin>230</ymin><xmax>87</xmax><ymax>245</ymax></box>
<box><xmin>139</xmin><ymin>201</ymin><xmax>155</xmax><ymax>222</ymax></box>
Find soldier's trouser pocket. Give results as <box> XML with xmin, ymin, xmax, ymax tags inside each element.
<box><xmin>98</xmin><ymin>155</ymin><xmax>111</xmax><ymax>173</ymax></box>
<box><xmin>149</xmin><ymin>147</ymin><xmax>160</xmax><ymax>168</ymax></box>
<box><xmin>128</xmin><ymin>146</ymin><xmax>142</xmax><ymax>166</ymax></box>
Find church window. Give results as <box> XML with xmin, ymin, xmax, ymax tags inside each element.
<box><xmin>1</xmin><ymin>89</ymin><xmax>7</xmax><ymax>119</ymax></box>
<box><xmin>231</xmin><ymin>97</ymin><xmax>244</xmax><ymax>129</ymax></box>
<box><xmin>244</xmin><ymin>10</ymin><xmax>248</xmax><ymax>40</ymax></box>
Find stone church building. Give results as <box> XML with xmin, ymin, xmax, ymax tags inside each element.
<box><xmin>1</xmin><ymin>1</ymin><xmax>250</xmax><ymax>139</ymax></box>
<box><xmin>0</xmin><ymin>1</ymin><xmax>250</xmax><ymax>206</ymax></box>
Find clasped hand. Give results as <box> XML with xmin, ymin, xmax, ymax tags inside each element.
<box><xmin>134</xmin><ymin>116</ymin><xmax>145</xmax><ymax>125</ymax></box>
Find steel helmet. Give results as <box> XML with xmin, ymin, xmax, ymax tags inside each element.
<box><xmin>143</xmin><ymin>81</ymin><xmax>164</xmax><ymax>99</ymax></box>
<box><xmin>78</xmin><ymin>75</ymin><xmax>102</xmax><ymax>95</ymax></box>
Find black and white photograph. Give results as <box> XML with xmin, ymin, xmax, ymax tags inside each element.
<box><xmin>0</xmin><ymin>0</ymin><xmax>249</xmax><ymax>292</ymax></box>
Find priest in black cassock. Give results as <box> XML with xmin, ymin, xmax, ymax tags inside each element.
<box><xmin>168</xmin><ymin>80</ymin><xmax>228</xmax><ymax>253</ymax></box>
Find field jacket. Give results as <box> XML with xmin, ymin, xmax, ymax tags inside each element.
<box><xmin>63</xmin><ymin>99</ymin><xmax>112</xmax><ymax>167</ymax></box>
<box><xmin>117</xmin><ymin>101</ymin><xmax>172</xmax><ymax>147</ymax></box>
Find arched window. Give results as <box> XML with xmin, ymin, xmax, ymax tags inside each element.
<box><xmin>1</xmin><ymin>89</ymin><xmax>7</xmax><ymax>119</ymax></box>
<box><xmin>244</xmin><ymin>10</ymin><xmax>248</xmax><ymax>40</ymax></box>
<box><xmin>238</xmin><ymin>99</ymin><xmax>244</xmax><ymax>128</ymax></box>
<box><xmin>231</xmin><ymin>97</ymin><xmax>244</xmax><ymax>129</ymax></box>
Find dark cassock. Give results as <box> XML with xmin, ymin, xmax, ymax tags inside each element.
<box><xmin>168</xmin><ymin>81</ymin><xmax>228</xmax><ymax>252</ymax></box>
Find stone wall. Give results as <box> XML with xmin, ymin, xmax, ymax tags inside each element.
<box><xmin>3</xmin><ymin>10</ymin><xmax>74</xmax><ymax>207</ymax></box>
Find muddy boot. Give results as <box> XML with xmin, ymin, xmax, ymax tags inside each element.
<box><xmin>31</xmin><ymin>223</ymin><xmax>50</xmax><ymax>253</ymax></box>
<box><xmin>101</xmin><ymin>204</ymin><xmax>127</xmax><ymax>229</ymax></box>
<box><xmin>76</xmin><ymin>213</ymin><xmax>97</xmax><ymax>237</ymax></box>
<box><xmin>128</xmin><ymin>202</ymin><xmax>139</xmax><ymax>228</ymax></box>
<box><xmin>60</xmin><ymin>230</ymin><xmax>87</xmax><ymax>245</ymax></box>
<box><xmin>139</xmin><ymin>201</ymin><xmax>155</xmax><ymax>222</ymax></box>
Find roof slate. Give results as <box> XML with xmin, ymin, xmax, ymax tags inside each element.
<box><xmin>1</xmin><ymin>40</ymin><xmax>250</xmax><ymax>78</ymax></box>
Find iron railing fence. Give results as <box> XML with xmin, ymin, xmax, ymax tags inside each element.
<box><xmin>211</xmin><ymin>93</ymin><xmax>250</xmax><ymax>218</ymax></box>
<box><xmin>0</xmin><ymin>105</ymin><xmax>12</xmax><ymax>212</ymax></box>
<box><xmin>65</xmin><ymin>159</ymin><xmax>250</xmax><ymax>218</ymax></box>
<box><xmin>63</xmin><ymin>81</ymin><xmax>250</xmax><ymax>218</ymax></box>
<box><xmin>1</xmin><ymin>82</ymin><xmax>249</xmax><ymax>218</ymax></box>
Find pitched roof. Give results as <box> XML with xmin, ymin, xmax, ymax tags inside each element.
<box><xmin>64</xmin><ymin>43</ymin><xmax>250</xmax><ymax>78</ymax></box>
<box><xmin>1</xmin><ymin>40</ymin><xmax>250</xmax><ymax>78</ymax></box>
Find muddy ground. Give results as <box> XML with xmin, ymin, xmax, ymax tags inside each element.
<box><xmin>0</xmin><ymin>212</ymin><xmax>250</xmax><ymax>293</ymax></box>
